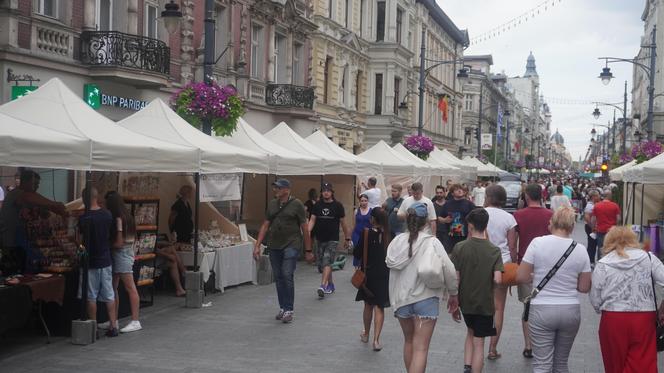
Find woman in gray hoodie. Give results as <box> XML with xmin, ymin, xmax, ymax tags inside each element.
<box><xmin>590</xmin><ymin>226</ymin><xmax>664</xmax><ymax>373</ymax></box>
<box><xmin>386</xmin><ymin>202</ymin><xmax>458</xmax><ymax>373</ymax></box>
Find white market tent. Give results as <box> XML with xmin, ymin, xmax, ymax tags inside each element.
<box><xmin>462</xmin><ymin>156</ymin><xmax>500</xmax><ymax>177</ymax></box>
<box><xmin>0</xmin><ymin>78</ymin><xmax>199</xmax><ymax>172</ymax></box>
<box><xmin>305</xmin><ymin>131</ymin><xmax>382</xmax><ymax>175</ymax></box>
<box><xmin>624</xmin><ymin>153</ymin><xmax>664</xmax><ymax>184</ymax></box>
<box><xmin>392</xmin><ymin>143</ymin><xmax>449</xmax><ymax>176</ymax></box>
<box><xmin>358</xmin><ymin>140</ymin><xmax>423</xmax><ymax>176</ymax></box>
<box><xmin>223</xmin><ymin>118</ymin><xmax>321</xmax><ymax>175</ymax></box>
<box><xmin>117</xmin><ymin>99</ymin><xmax>268</xmax><ymax>174</ymax></box>
<box><xmin>609</xmin><ymin>160</ymin><xmax>636</xmax><ymax>181</ymax></box>
<box><xmin>265</xmin><ymin>122</ymin><xmax>355</xmax><ymax>175</ymax></box>
<box><xmin>429</xmin><ymin>147</ymin><xmax>477</xmax><ymax>182</ymax></box>
<box><xmin>0</xmin><ymin>111</ymin><xmax>90</xmax><ymax>170</ymax></box>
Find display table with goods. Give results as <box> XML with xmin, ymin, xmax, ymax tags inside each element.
<box><xmin>124</xmin><ymin>195</ymin><xmax>160</xmax><ymax>307</ymax></box>
<box><xmin>175</xmin><ymin>220</ymin><xmax>256</xmax><ymax>292</ymax></box>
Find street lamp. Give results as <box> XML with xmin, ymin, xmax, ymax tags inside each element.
<box><xmin>592</xmin><ymin>106</ymin><xmax>601</xmax><ymax>120</ymax></box>
<box><xmin>597</xmin><ymin>25</ymin><xmax>657</xmax><ymax>140</ymax></box>
<box><xmin>590</xmin><ymin>81</ymin><xmax>630</xmax><ymax>155</ymax></box>
<box><xmin>161</xmin><ymin>1</ymin><xmax>182</xmax><ymax>34</ymax></box>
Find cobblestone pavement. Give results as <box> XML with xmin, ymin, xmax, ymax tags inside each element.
<box><xmin>2</xmin><ymin>222</ymin><xmax>663</xmax><ymax>372</ymax></box>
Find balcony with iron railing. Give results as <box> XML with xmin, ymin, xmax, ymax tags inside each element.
<box><xmin>79</xmin><ymin>31</ymin><xmax>170</xmax><ymax>85</ymax></box>
<box><xmin>265</xmin><ymin>84</ymin><xmax>315</xmax><ymax>110</ymax></box>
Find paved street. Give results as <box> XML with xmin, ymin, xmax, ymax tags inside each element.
<box><xmin>2</xmin><ymin>222</ymin><xmax>663</xmax><ymax>372</ymax></box>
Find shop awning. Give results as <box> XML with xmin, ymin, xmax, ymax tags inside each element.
<box><xmin>358</xmin><ymin>141</ymin><xmax>421</xmax><ymax>176</ymax></box>
<box><xmin>391</xmin><ymin>143</ymin><xmax>452</xmax><ymax>176</ymax></box>
<box><xmin>609</xmin><ymin>160</ymin><xmax>636</xmax><ymax>181</ymax></box>
<box><xmin>117</xmin><ymin>99</ymin><xmax>269</xmax><ymax>174</ymax></box>
<box><xmin>305</xmin><ymin>131</ymin><xmax>382</xmax><ymax>175</ymax></box>
<box><xmin>429</xmin><ymin>148</ymin><xmax>477</xmax><ymax>181</ymax></box>
<box><xmin>223</xmin><ymin>118</ymin><xmax>321</xmax><ymax>175</ymax></box>
<box><xmin>265</xmin><ymin>122</ymin><xmax>355</xmax><ymax>175</ymax></box>
<box><xmin>0</xmin><ymin>112</ymin><xmax>90</xmax><ymax>170</ymax></box>
<box><xmin>0</xmin><ymin>78</ymin><xmax>199</xmax><ymax>172</ymax></box>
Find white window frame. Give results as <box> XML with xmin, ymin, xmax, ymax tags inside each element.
<box><xmin>37</xmin><ymin>0</ymin><xmax>58</xmax><ymax>18</ymax></box>
<box><xmin>95</xmin><ymin>0</ymin><xmax>113</xmax><ymax>31</ymax></box>
<box><xmin>251</xmin><ymin>23</ymin><xmax>265</xmax><ymax>79</ymax></box>
<box><xmin>145</xmin><ymin>2</ymin><xmax>159</xmax><ymax>39</ymax></box>
<box><xmin>292</xmin><ymin>42</ymin><xmax>304</xmax><ymax>86</ymax></box>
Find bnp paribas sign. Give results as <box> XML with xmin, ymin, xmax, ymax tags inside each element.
<box><xmin>84</xmin><ymin>83</ymin><xmax>147</xmax><ymax>111</ymax></box>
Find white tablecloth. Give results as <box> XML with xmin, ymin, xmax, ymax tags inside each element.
<box><xmin>177</xmin><ymin>243</ymin><xmax>256</xmax><ymax>292</ymax></box>
<box><xmin>213</xmin><ymin>242</ymin><xmax>257</xmax><ymax>292</ymax></box>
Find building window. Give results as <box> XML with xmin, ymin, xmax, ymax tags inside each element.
<box><xmin>274</xmin><ymin>32</ymin><xmax>288</xmax><ymax>83</ymax></box>
<box><xmin>355</xmin><ymin>70</ymin><xmax>362</xmax><ymax>111</ymax></box>
<box><xmin>396</xmin><ymin>8</ymin><xmax>403</xmax><ymax>45</ymax></box>
<box><xmin>292</xmin><ymin>42</ymin><xmax>304</xmax><ymax>85</ymax></box>
<box><xmin>359</xmin><ymin>0</ymin><xmax>364</xmax><ymax>36</ymax></box>
<box><xmin>345</xmin><ymin>0</ymin><xmax>350</xmax><ymax>28</ymax></box>
<box><xmin>95</xmin><ymin>0</ymin><xmax>112</xmax><ymax>30</ymax></box>
<box><xmin>324</xmin><ymin>56</ymin><xmax>333</xmax><ymax>104</ymax></box>
<box><xmin>465</xmin><ymin>94</ymin><xmax>474</xmax><ymax>111</ymax></box>
<box><xmin>38</xmin><ymin>0</ymin><xmax>57</xmax><ymax>18</ymax></box>
<box><xmin>393</xmin><ymin>77</ymin><xmax>400</xmax><ymax>114</ymax></box>
<box><xmin>251</xmin><ymin>24</ymin><xmax>264</xmax><ymax>79</ymax></box>
<box><xmin>215</xmin><ymin>6</ymin><xmax>229</xmax><ymax>65</ymax></box>
<box><xmin>340</xmin><ymin>65</ymin><xmax>348</xmax><ymax>106</ymax></box>
<box><xmin>374</xmin><ymin>73</ymin><xmax>383</xmax><ymax>114</ymax></box>
<box><xmin>376</xmin><ymin>1</ymin><xmax>385</xmax><ymax>42</ymax></box>
<box><xmin>145</xmin><ymin>3</ymin><xmax>159</xmax><ymax>38</ymax></box>
<box><xmin>328</xmin><ymin>0</ymin><xmax>334</xmax><ymax>19</ymax></box>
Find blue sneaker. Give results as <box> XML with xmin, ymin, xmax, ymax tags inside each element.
<box><xmin>317</xmin><ymin>286</ymin><xmax>325</xmax><ymax>298</ymax></box>
<box><xmin>324</xmin><ymin>283</ymin><xmax>335</xmax><ymax>294</ymax></box>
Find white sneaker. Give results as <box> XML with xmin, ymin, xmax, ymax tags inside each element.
<box><xmin>97</xmin><ymin>321</ymin><xmax>111</xmax><ymax>330</ymax></box>
<box><xmin>120</xmin><ymin>320</ymin><xmax>142</xmax><ymax>333</ymax></box>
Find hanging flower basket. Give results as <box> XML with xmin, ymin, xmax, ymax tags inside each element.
<box><xmin>513</xmin><ymin>159</ymin><xmax>526</xmax><ymax>169</ymax></box>
<box><xmin>170</xmin><ymin>81</ymin><xmax>245</xmax><ymax>136</ymax></box>
<box><xmin>630</xmin><ymin>140</ymin><xmax>663</xmax><ymax>164</ymax></box>
<box><xmin>404</xmin><ymin>135</ymin><xmax>434</xmax><ymax>160</ymax></box>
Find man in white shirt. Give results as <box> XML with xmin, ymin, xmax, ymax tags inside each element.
<box><xmin>397</xmin><ymin>182</ymin><xmax>436</xmax><ymax>234</ymax></box>
<box><xmin>360</xmin><ymin>177</ymin><xmax>382</xmax><ymax>208</ymax></box>
<box><xmin>471</xmin><ymin>181</ymin><xmax>486</xmax><ymax>207</ymax></box>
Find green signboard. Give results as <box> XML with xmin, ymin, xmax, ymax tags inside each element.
<box><xmin>84</xmin><ymin>83</ymin><xmax>101</xmax><ymax>109</ymax></box>
<box><xmin>11</xmin><ymin>85</ymin><xmax>37</xmax><ymax>100</ymax></box>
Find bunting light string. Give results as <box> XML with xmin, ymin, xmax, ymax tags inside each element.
<box><xmin>469</xmin><ymin>0</ymin><xmax>564</xmax><ymax>46</ymax></box>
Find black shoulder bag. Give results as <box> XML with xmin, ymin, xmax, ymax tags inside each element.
<box><xmin>647</xmin><ymin>253</ymin><xmax>664</xmax><ymax>352</ymax></box>
<box><xmin>522</xmin><ymin>240</ymin><xmax>577</xmax><ymax>322</ymax></box>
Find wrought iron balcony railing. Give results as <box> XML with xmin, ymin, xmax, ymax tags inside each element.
<box><xmin>265</xmin><ymin>84</ymin><xmax>315</xmax><ymax>109</ymax></box>
<box><xmin>79</xmin><ymin>31</ymin><xmax>170</xmax><ymax>75</ymax></box>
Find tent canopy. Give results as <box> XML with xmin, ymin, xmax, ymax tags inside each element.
<box><xmin>305</xmin><ymin>131</ymin><xmax>382</xmax><ymax>175</ymax></box>
<box><xmin>430</xmin><ymin>148</ymin><xmax>477</xmax><ymax>182</ymax></box>
<box><xmin>462</xmin><ymin>156</ymin><xmax>500</xmax><ymax>177</ymax></box>
<box><xmin>223</xmin><ymin>118</ymin><xmax>321</xmax><ymax>175</ymax></box>
<box><xmin>117</xmin><ymin>99</ymin><xmax>268</xmax><ymax>174</ymax></box>
<box><xmin>0</xmin><ymin>78</ymin><xmax>199</xmax><ymax>172</ymax></box>
<box><xmin>265</xmin><ymin>122</ymin><xmax>357</xmax><ymax>175</ymax></box>
<box><xmin>609</xmin><ymin>160</ymin><xmax>636</xmax><ymax>181</ymax></box>
<box><xmin>392</xmin><ymin>143</ymin><xmax>450</xmax><ymax>176</ymax></box>
<box><xmin>624</xmin><ymin>153</ymin><xmax>664</xmax><ymax>184</ymax></box>
<box><xmin>0</xmin><ymin>111</ymin><xmax>90</xmax><ymax>170</ymax></box>
<box><xmin>358</xmin><ymin>141</ymin><xmax>419</xmax><ymax>176</ymax></box>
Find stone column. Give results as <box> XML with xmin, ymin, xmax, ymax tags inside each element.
<box><xmin>0</xmin><ymin>0</ymin><xmax>19</xmax><ymax>48</ymax></box>
<box><xmin>83</xmin><ymin>0</ymin><xmax>96</xmax><ymax>31</ymax></box>
<box><xmin>127</xmin><ymin>0</ymin><xmax>138</xmax><ymax>35</ymax></box>
<box><xmin>267</xmin><ymin>22</ymin><xmax>276</xmax><ymax>83</ymax></box>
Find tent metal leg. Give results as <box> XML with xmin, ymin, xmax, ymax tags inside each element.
<box><xmin>193</xmin><ymin>173</ymin><xmax>200</xmax><ymax>271</ymax></box>
<box><xmin>632</xmin><ymin>182</ymin><xmax>636</xmax><ymax>227</ymax></box>
<box><xmin>239</xmin><ymin>173</ymin><xmax>246</xmax><ymax>222</ymax></box>
<box><xmin>640</xmin><ymin>184</ymin><xmax>645</xmax><ymax>241</ymax></box>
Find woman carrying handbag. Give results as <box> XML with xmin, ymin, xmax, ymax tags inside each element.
<box><xmin>590</xmin><ymin>226</ymin><xmax>664</xmax><ymax>373</ymax></box>
<box><xmin>353</xmin><ymin>207</ymin><xmax>391</xmax><ymax>351</ymax></box>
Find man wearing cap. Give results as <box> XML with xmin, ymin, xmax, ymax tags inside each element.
<box><xmin>308</xmin><ymin>182</ymin><xmax>351</xmax><ymax>298</ymax></box>
<box><xmin>254</xmin><ymin>178</ymin><xmax>312</xmax><ymax>323</ymax></box>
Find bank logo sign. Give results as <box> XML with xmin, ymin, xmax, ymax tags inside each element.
<box><xmin>83</xmin><ymin>83</ymin><xmax>147</xmax><ymax>111</ymax></box>
<box><xmin>11</xmin><ymin>86</ymin><xmax>37</xmax><ymax>100</ymax></box>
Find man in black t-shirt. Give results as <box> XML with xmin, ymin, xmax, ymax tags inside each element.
<box><xmin>78</xmin><ymin>187</ymin><xmax>118</xmax><ymax>336</ymax></box>
<box><xmin>440</xmin><ymin>184</ymin><xmax>476</xmax><ymax>251</ymax></box>
<box><xmin>308</xmin><ymin>182</ymin><xmax>350</xmax><ymax>298</ymax></box>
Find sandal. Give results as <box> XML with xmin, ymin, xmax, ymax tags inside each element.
<box><xmin>360</xmin><ymin>332</ymin><xmax>369</xmax><ymax>343</ymax></box>
<box><xmin>487</xmin><ymin>350</ymin><xmax>501</xmax><ymax>360</ymax></box>
<box><xmin>523</xmin><ymin>349</ymin><xmax>533</xmax><ymax>359</ymax></box>
<box><xmin>373</xmin><ymin>341</ymin><xmax>383</xmax><ymax>351</ymax></box>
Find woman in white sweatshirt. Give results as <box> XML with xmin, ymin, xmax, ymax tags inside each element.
<box><xmin>386</xmin><ymin>202</ymin><xmax>458</xmax><ymax>373</ymax></box>
<box><xmin>590</xmin><ymin>226</ymin><xmax>664</xmax><ymax>373</ymax></box>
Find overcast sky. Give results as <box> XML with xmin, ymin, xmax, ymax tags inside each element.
<box><xmin>442</xmin><ymin>0</ymin><xmax>645</xmax><ymax>161</ymax></box>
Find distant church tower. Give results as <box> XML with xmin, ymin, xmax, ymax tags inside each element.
<box><xmin>524</xmin><ymin>51</ymin><xmax>538</xmax><ymax>77</ymax></box>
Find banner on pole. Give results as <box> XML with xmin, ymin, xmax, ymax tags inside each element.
<box><xmin>481</xmin><ymin>133</ymin><xmax>492</xmax><ymax>150</ymax></box>
<box><xmin>200</xmin><ymin>173</ymin><xmax>242</xmax><ymax>202</ymax></box>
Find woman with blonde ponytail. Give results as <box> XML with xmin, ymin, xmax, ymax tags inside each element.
<box><xmin>386</xmin><ymin>203</ymin><xmax>459</xmax><ymax>373</ymax></box>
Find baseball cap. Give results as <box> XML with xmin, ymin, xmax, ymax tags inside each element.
<box><xmin>272</xmin><ymin>178</ymin><xmax>291</xmax><ymax>189</ymax></box>
<box><xmin>321</xmin><ymin>182</ymin><xmax>333</xmax><ymax>191</ymax></box>
<box><xmin>410</xmin><ymin>202</ymin><xmax>428</xmax><ymax>218</ymax></box>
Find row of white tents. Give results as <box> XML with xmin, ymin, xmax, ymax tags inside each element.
<box><xmin>1</xmin><ymin>78</ymin><xmax>508</xmax><ymax>181</ymax></box>
<box><xmin>608</xmin><ymin>155</ymin><xmax>664</xmax><ymax>227</ymax></box>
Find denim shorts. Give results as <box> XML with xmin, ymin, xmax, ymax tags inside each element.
<box><xmin>395</xmin><ymin>297</ymin><xmax>440</xmax><ymax>319</ymax></box>
<box><xmin>112</xmin><ymin>246</ymin><xmax>135</xmax><ymax>274</ymax></box>
<box><xmin>87</xmin><ymin>266</ymin><xmax>114</xmax><ymax>302</ymax></box>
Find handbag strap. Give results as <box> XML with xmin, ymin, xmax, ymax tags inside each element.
<box><xmin>649</xmin><ymin>253</ymin><xmax>658</xmax><ymax>312</ymax></box>
<box><xmin>362</xmin><ymin>228</ymin><xmax>369</xmax><ymax>269</ymax></box>
<box><xmin>268</xmin><ymin>197</ymin><xmax>294</xmax><ymax>223</ymax></box>
<box><xmin>530</xmin><ymin>240</ymin><xmax>577</xmax><ymax>299</ymax></box>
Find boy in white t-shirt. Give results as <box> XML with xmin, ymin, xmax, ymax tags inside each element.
<box><xmin>360</xmin><ymin>177</ymin><xmax>382</xmax><ymax>208</ymax></box>
<box><xmin>397</xmin><ymin>182</ymin><xmax>437</xmax><ymax>235</ymax></box>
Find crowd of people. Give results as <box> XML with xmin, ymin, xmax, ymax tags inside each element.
<box><xmin>252</xmin><ymin>175</ymin><xmax>664</xmax><ymax>373</ymax></box>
